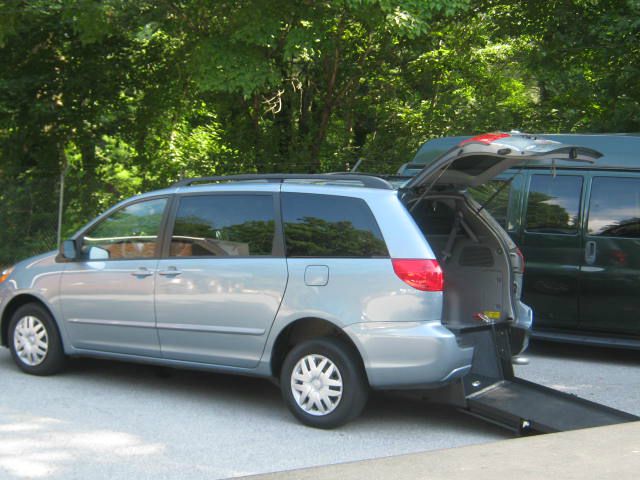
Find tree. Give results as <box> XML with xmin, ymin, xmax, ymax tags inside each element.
<box><xmin>0</xmin><ymin>1</ymin><xmax>638</xmax><ymax>265</ymax></box>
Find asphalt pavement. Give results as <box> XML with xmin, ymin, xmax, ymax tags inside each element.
<box><xmin>0</xmin><ymin>341</ymin><xmax>638</xmax><ymax>479</ymax></box>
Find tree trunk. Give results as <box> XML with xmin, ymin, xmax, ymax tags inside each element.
<box><xmin>309</xmin><ymin>45</ymin><xmax>341</xmax><ymax>172</ymax></box>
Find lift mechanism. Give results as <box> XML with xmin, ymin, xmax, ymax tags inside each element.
<box><xmin>444</xmin><ymin>323</ymin><xmax>638</xmax><ymax>435</ymax></box>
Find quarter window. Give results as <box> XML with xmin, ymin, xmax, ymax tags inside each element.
<box><xmin>282</xmin><ymin>193</ymin><xmax>388</xmax><ymax>257</ymax></box>
<box><xmin>170</xmin><ymin>195</ymin><xmax>276</xmax><ymax>257</ymax></box>
<box><xmin>525</xmin><ymin>175</ymin><xmax>583</xmax><ymax>234</ymax></box>
<box><xmin>587</xmin><ymin>177</ymin><xmax>640</xmax><ymax>238</ymax></box>
<box><xmin>82</xmin><ymin>198</ymin><xmax>167</xmax><ymax>260</ymax></box>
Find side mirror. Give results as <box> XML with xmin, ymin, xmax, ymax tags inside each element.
<box><xmin>61</xmin><ymin>239</ymin><xmax>78</xmax><ymax>260</ymax></box>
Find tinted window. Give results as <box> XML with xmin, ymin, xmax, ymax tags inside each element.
<box><xmin>525</xmin><ymin>175</ymin><xmax>583</xmax><ymax>234</ymax></box>
<box><xmin>411</xmin><ymin>199</ymin><xmax>457</xmax><ymax>235</ymax></box>
<box><xmin>170</xmin><ymin>195</ymin><xmax>275</xmax><ymax>257</ymax></box>
<box><xmin>83</xmin><ymin>198</ymin><xmax>167</xmax><ymax>260</ymax></box>
<box><xmin>468</xmin><ymin>180</ymin><xmax>511</xmax><ymax>229</ymax></box>
<box><xmin>282</xmin><ymin>193</ymin><xmax>388</xmax><ymax>257</ymax></box>
<box><xmin>588</xmin><ymin>177</ymin><xmax>640</xmax><ymax>238</ymax></box>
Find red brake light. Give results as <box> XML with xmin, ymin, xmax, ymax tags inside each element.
<box><xmin>459</xmin><ymin>132</ymin><xmax>510</xmax><ymax>146</ymax></box>
<box><xmin>392</xmin><ymin>259</ymin><xmax>444</xmax><ymax>292</ymax></box>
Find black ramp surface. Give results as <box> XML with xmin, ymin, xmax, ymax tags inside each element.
<box><xmin>467</xmin><ymin>378</ymin><xmax>639</xmax><ymax>433</ymax></box>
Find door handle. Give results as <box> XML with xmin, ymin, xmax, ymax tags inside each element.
<box><xmin>585</xmin><ymin>240</ymin><xmax>597</xmax><ymax>265</ymax></box>
<box><xmin>131</xmin><ymin>267</ymin><xmax>153</xmax><ymax>277</ymax></box>
<box><xmin>158</xmin><ymin>267</ymin><xmax>182</xmax><ymax>276</ymax></box>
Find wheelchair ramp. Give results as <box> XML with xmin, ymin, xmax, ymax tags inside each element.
<box><xmin>466</xmin><ymin>378</ymin><xmax>637</xmax><ymax>433</ymax></box>
<box><xmin>449</xmin><ymin>323</ymin><xmax>639</xmax><ymax>434</ymax></box>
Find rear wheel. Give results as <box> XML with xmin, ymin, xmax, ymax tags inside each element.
<box><xmin>8</xmin><ymin>303</ymin><xmax>66</xmax><ymax>376</ymax></box>
<box><xmin>280</xmin><ymin>337</ymin><xmax>368</xmax><ymax>428</ymax></box>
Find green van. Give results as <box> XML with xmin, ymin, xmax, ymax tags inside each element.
<box><xmin>401</xmin><ymin>133</ymin><xmax>640</xmax><ymax>348</ymax></box>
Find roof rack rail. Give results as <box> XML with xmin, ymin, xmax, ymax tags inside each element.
<box><xmin>172</xmin><ymin>174</ymin><xmax>393</xmax><ymax>190</ymax></box>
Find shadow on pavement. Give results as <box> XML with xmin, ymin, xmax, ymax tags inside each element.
<box><xmin>52</xmin><ymin>356</ymin><xmax>508</xmax><ymax>437</ymax></box>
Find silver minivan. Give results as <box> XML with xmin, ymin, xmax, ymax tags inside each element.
<box><xmin>0</xmin><ymin>133</ymin><xmax>600</xmax><ymax>428</ymax></box>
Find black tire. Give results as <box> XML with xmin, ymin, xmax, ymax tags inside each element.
<box><xmin>8</xmin><ymin>303</ymin><xmax>66</xmax><ymax>376</ymax></box>
<box><xmin>280</xmin><ymin>337</ymin><xmax>368</xmax><ymax>429</ymax></box>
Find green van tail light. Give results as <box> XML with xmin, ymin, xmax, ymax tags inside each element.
<box><xmin>392</xmin><ymin>259</ymin><xmax>444</xmax><ymax>292</ymax></box>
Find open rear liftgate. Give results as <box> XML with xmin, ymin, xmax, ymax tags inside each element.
<box><xmin>443</xmin><ymin>323</ymin><xmax>639</xmax><ymax>435</ymax></box>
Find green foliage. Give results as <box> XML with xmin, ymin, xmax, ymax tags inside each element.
<box><xmin>1</xmin><ymin>0</ymin><xmax>638</xmax><ymax>264</ymax></box>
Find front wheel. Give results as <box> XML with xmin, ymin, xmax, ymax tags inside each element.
<box><xmin>8</xmin><ymin>303</ymin><xmax>66</xmax><ymax>376</ymax></box>
<box><xmin>280</xmin><ymin>337</ymin><xmax>368</xmax><ymax>429</ymax></box>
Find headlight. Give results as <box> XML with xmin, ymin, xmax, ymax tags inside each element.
<box><xmin>0</xmin><ymin>266</ymin><xmax>14</xmax><ymax>284</ymax></box>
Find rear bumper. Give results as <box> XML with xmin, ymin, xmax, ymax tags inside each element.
<box><xmin>344</xmin><ymin>321</ymin><xmax>474</xmax><ymax>389</ymax></box>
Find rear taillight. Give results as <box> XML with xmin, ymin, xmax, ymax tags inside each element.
<box><xmin>392</xmin><ymin>259</ymin><xmax>444</xmax><ymax>292</ymax></box>
<box><xmin>516</xmin><ymin>248</ymin><xmax>525</xmax><ymax>273</ymax></box>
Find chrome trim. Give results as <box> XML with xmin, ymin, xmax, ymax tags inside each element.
<box><xmin>156</xmin><ymin>322</ymin><xmax>265</xmax><ymax>336</ymax></box>
<box><xmin>67</xmin><ymin>318</ymin><xmax>155</xmax><ymax>329</ymax></box>
<box><xmin>67</xmin><ymin>318</ymin><xmax>265</xmax><ymax>335</ymax></box>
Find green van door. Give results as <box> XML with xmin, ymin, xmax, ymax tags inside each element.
<box><xmin>512</xmin><ymin>171</ymin><xmax>640</xmax><ymax>336</ymax></box>
<box><xmin>580</xmin><ymin>174</ymin><xmax>640</xmax><ymax>335</ymax></box>
<box><xmin>518</xmin><ymin>172</ymin><xmax>587</xmax><ymax>330</ymax></box>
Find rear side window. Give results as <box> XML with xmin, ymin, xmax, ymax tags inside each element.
<box><xmin>525</xmin><ymin>175</ymin><xmax>583</xmax><ymax>234</ymax></box>
<box><xmin>170</xmin><ymin>195</ymin><xmax>275</xmax><ymax>257</ymax></box>
<box><xmin>282</xmin><ymin>193</ymin><xmax>388</xmax><ymax>257</ymax></box>
<box><xmin>588</xmin><ymin>177</ymin><xmax>640</xmax><ymax>238</ymax></box>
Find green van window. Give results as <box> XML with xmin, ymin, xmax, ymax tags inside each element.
<box><xmin>588</xmin><ymin>177</ymin><xmax>640</xmax><ymax>238</ymax></box>
<box><xmin>525</xmin><ymin>175</ymin><xmax>583</xmax><ymax>234</ymax></box>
